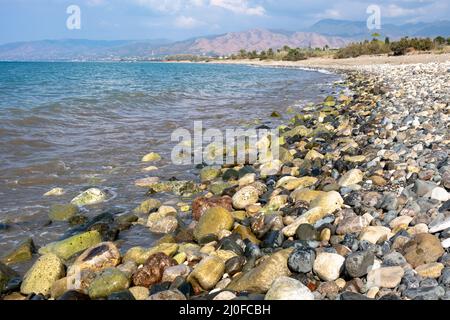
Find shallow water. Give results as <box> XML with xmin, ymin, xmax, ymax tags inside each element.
<box><xmin>0</xmin><ymin>61</ymin><xmax>340</xmax><ymax>272</ymax></box>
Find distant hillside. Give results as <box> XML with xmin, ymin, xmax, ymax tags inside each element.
<box><xmin>0</xmin><ymin>19</ymin><xmax>449</xmax><ymax>61</ymax></box>
<box><xmin>308</xmin><ymin>19</ymin><xmax>450</xmax><ymax>39</ymax></box>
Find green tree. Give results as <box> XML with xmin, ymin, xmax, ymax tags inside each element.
<box><xmin>447</xmin><ymin>37</ymin><xmax>450</xmax><ymax>45</ymax></box>
<box><xmin>385</xmin><ymin>37</ymin><xmax>390</xmax><ymax>45</ymax></box>
<box><xmin>239</xmin><ymin>49</ymin><xmax>247</xmax><ymax>58</ymax></box>
<box><xmin>267</xmin><ymin>48</ymin><xmax>274</xmax><ymax>58</ymax></box>
<box><xmin>434</xmin><ymin>36</ymin><xmax>446</xmax><ymax>46</ymax></box>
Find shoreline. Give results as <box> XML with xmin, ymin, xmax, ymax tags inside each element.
<box><xmin>1</xmin><ymin>58</ymin><xmax>450</xmax><ymax>301</ymax></box>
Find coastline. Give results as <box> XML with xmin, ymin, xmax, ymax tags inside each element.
<box><xmin>1</xmin><ymin>56</ymin><xmax>450</xmax><ymax>301</ymax></box>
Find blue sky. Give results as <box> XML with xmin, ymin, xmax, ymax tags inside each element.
<box><xmin>0</xmin><ymin>0</ymin><xmax>449</xmax><ymax>44</ymax></box>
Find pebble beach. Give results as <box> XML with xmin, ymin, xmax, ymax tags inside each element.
<box><xmin>1</xmin><ymin>57</ymin><xmax>450</xmax><ymax>301</ymax></box>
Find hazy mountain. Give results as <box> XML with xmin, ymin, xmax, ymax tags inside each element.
<box><xmin>0</xmin><ymin>19</ymin><xmax>449</xmax><ymax>61</ymax></box>
<box><xmin>308</xmin><ymin>19</ymin><xmax>450</xmax><ymax>39</ymax></box>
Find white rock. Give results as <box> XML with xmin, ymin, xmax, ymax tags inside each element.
<box><xmin>70</xmin><ymin>188</ymin><xmax>107</xmax><ymax>206</ymax></box>
<box><xmin>338</xmin><ymin>169</ymin><xmax>364</xmax><ymax>187</ymax></box>
<box><xmin>429</xmin><ymin>187</ymin><xmax>450</xmax><ymax>202</ymax></box>
<box><xmin>359</xmin><ymin>226</ymin><xmax>391</xmax><ymax>244</ymax></box>
<box><xmin>213</xmin><ymin>291</ymin><xmax>237</xmax><ymax>300</ymax></box>
<box><xmin>313</xmin><ymin>252</ymin><xmax>345</xmax><ymax>281</ymax></box>
<box><xmin>44</xmin><ymin>188</ymin><xmax>65</xmax><ymax>197</ymax></box>
<box><xmin>265</xmin><ymin>276</ymin><xmax>314</xmax><ymax>300</ymax></box>
<box><xmin>366</xmin><ymin>267</ymin><xmax>404</xmax><ymax>289</ymax></box>
<box><xmin>429</xmin><ymin>217</ymin><xmax>450</xmax><ymax>234</ymax></box>
<box><xmin>442</xmin><ymin>238</ymin><xmax>450</xmax><ymax>249</ymax></box>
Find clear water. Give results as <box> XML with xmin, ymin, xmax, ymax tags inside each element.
<box><xmin>0</xmin><ymin>61</ymin><xmax>340</xmax><ymax>272</ymax></box>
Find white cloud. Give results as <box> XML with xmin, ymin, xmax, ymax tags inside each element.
<box><xmin>210</xmin><ymin>0</ymin><xmax>266</xmax><ymax>16</ymax></box>
<box><xmin>384</xmin><ymin>4</ymin><xmax>419</xmax><ymax>17</ymax></box>
<box><xmin>86</xmin><ymin>0</ymin><xmax>108</xmax><ymax>6</ymax></box>
<box><xmin>132</xmin><ymin>0</ymin><xmax>205</xmax><ymax>12</ymax></box>
<box><xmin>315</xmin><ymin>8</ymin><xmax>342</xmax><ymax>19</ymax></box>
<box><xmin>174</xmin><ymin>15</ymin><xmax>205</xmax><ymax>28</ymax></box>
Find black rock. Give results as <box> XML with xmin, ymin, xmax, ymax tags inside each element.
<box><xmin>225</xmin><ymin>256</ymin><xmax>246</xmax><ymax>276</ymax></box>
<box><xmin>58</xmin><ymin>290</ymin><xmax>91</xmax><ymax>300</ymax></box>
<box><xmin>439</xmin><ymin>200</ymin><xmax>450</xmax><ymax>213</ymax></box>
<box><xmin>150</xmin><ymin>282</ymin><xmax>171</xmax><ymax>296</ymax></box>
<box><xmin>404</xmin><ymin>286</ymin><xmax>446</xmax><ymax>300</ymax></box>
<box><xmin>244</xmin><ymin>240</ymin><xmax>262</xmax><ymax>259</ymax></box>
<box><xmin>288</xmin><ymin>247</ymin><xmax>316</xmax><ymax>274</ymax></box>
<box><xmin>238</xmin><ymin>166</ymin><xmax>256</xmax><ymax>179</ymax></box>
<box><xmin>340</xmin><ymin>292</ymin><xmax>373</xmax><ymax>300</ymax></box>
<box><xmin>295</xmin><ymin>224</ymin><xmax>318</xmax><ymax>241</ymax></box>
<box><xmin>378</xmin><ymin>294</ymin><xmax>401</xmax><ymax>300</ymax></box>
<box><xmin>3</xmin><ymin>277</ymin><xmax>21</xmax><ymax>293</ymax></box>
<box><xmin>261</xmin><ymin>230</ymin><xmax>284</xmax><ymax>249</ymax></box>
<box><xmin>217</xmin><ymin>237</ymin><xmax>244</xmax><ymax>256</ymax></box>
<box><xmin>197</xmin><ymin>234</ymin><xmax>219</xmax><ymax>245</ymax></box>
<box><xmin>170</xmin><ymin>277</ymin><xmax>193</xmax><ymax>298</ymax></box>
<box><xmin>107</xmin><ymin>290</ymin><xmax>135</xmax><ymax>300</ymax></box>
<box><xmin>345</xmin><ymin>250</ymin><xmax>375</xmax><ymax>278</ymax></box>
<box><xmin>223</xmin><ymin>169</ymin><xmax>239</xmax><ymax>181</ymax></box>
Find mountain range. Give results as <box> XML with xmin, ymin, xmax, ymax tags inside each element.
<box><xmin>0</xmin><ymin>19</ymin><xmax>449</xmax><ymax>61</ymax></box>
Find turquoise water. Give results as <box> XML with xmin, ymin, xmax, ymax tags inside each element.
<box><xmin>0</xmin><ymin>61</ymin><xmax>339</xmax><ymax>264</ymax></box>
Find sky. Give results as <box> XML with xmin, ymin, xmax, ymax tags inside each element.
<box><xmin>0</xmin><ymin>0</ymin><xmax>449</xmax><ymax>44</ymax></box>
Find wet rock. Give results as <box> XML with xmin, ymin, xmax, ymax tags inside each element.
<box><xmin>200</xmin><ymin>166</ymin><xmax>221</xmax><ymax>183</ymax></box>
<box><xmin>49</xmin><ymin>204</ymin><xmax>79</xmax><ymax>222</ymax></box>
<box><xmin>225</xmin><ymin>256</ymin><xmax>246</xmax><ymax>276</ymax></box>
<box><xmin>71</xmin><ymin>188</ymin><xmax>107</xmax><ymax>206</ymax></box>
<box><xmin>227</xmin><ymin>248</ymin><xmax>293</xmax><ymax>293</ymax></box>
<box><xmin>188</xmin><ymin>256</ymin><xmax>225</xmax><ymax>292</ymax></box>
<box><xmin>232</xmin><ymin>186</ymin><xmax>260</xmax><ymax>209</ymax></box>
<box><xmin>367</xmin><ymin>266</ymin><xmax>404</xmax><ymax>289</ymax></box>
<box><xmin>288</xmin><ymin>247</ymin><xmax>316</xmax><ymax>274</ymax></box>
<box><xmin>88</xmin><ymin>268</ymin><xmax>130</xmax><ymax>299</ymax></box>
<box><xmin>345</xmin><ymin>250</ymin><xmax>375</xmax><ymax>278</ymax></box>
<box><xmin>39</xmin><ymin>230</ymin><xmax>102</xmax><ymax>261</ymax></box>
<box><xmin>67</xmin><ymin>242</ymin><xmax>121</xmax><ymax>279</ymax></box>
<box><xmin>142</xmin><ymin>152</ymin><xmax>161</xmax><ymax>162</ymax></box>
<box><xmin>148</xmin><ymin>181</ymin><xmax>202</xmax><ymax>196</ymax></box>
<box><xmin>193</xmin><ymin>207</ymin><xmax>234</xmax><ymax>242</ymax></box>
<box><xmin>283</xmin><ymin>191</ymin><xmax>344</xmax><ymax>237</ymax></box>
<box><xmin>162</xmin><ymin>264</ymin><xmax>191</xmax><ymax>282</ymax></box>
<box><xmin>123</xmin><ymin>243</ymin><xmax>178</xmax><ymax>265</ymax></box>
<box><xmin>44</xmin><ymin>187</ymin><xmax>65</xmax><ymax>197</ymax></box>
<box><xmin>146</xmin><ymin>207</ymin><xmax>178</xmax><ymax>234</ymax></box>
<box><xmin>132</xmin><ymin>253</ymin><xmax>177</xmax><ymax>287</ymax></box>
<box><xmin>313</xmin><ymin>252</ymin><xmax>345</xmax><ymax>281</ymax></box>
<box><xmin>338</xmin><ymin>169</ymin><xmax>364</xmax><ymax>187</ymax></box>
<box><xmin>265</xmin><ymin>276</ymin><xmax>314</xmax><ymax>300</ymax></box>
<box><xmin>20</xmin><ymin>253</ymin><xmax>65</xmax><ymax>295</ymax></box>
<box><xmin>148</xmin><ymin>289</ymin><xmax>186</xmax><ymax>300</ymax></box>
<box><xmin>403</xmin><ymin>234</ymin><xmax>445</xmax><ymax>268</ymax></box>
<box><xmin>192</xmin><ymin>196</ymin><xmax>233</xmax><ymax>221</ymax></box>
<box><xmin>133</xmin><ymin>198</ymin><xmax>161</xmax><ymax>215</ymax></box>
<box><xmin>1</xmin><ymin>238</ymin><xmax>35</xmax><ymax>265</ymax></box>
<box><xmin>0</xmin><ymin>262</ymin><xmax>18</xmax><ymax>293</ymax></box>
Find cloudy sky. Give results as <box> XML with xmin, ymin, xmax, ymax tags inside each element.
<box><xmin>0</xmin><ymin>0</ymin><xmax>449</xmax><ymax>43</ymax></box>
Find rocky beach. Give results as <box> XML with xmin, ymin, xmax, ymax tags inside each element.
<box><xmin>1</xmin><ymin>58</ymin><xmax>450</xmax><ymax>301</ymax></box>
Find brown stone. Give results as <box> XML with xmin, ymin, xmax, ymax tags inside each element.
<box><xmin>192</xmin><ymin>196</ymin><xmax>233</xmax><ymax>221</ymax></box>
<box><xmin>132</xmin><ymin>253</ymin><xmax>177</xmax><ymax>287</ymax></box>
<box><xmin>402</xmin><ymin>234</ymin><xmax>445</xmax><ymax>268</ymax></box>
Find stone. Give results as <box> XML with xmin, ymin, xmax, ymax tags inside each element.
<box><xmin>200</xmin><ymin>166</ymin><xmax>221</xmax><ymax>183</ymax></box>
<box><xmin>67</xmin><ymin>242</ymin><xmax>121</xmax><ymax>278</ymax></box>
<box><xmin>133</xmin><ymin>198</ymin><xmax>161</xmax><ymax>215</ymax></box>
<box><xmin>20</xmin><ymin>253</ymin><xmax>65</xmax><ymax>295</ymax></box>
<box><xmin>383</xmin><ymin>252</ymin><xmax>407</xmax><ymax>266</ymax></box>
<box><xmin>148</xmin><ymin>289</ymin><xmax>186</xmax><ymax>300</ymax></box>
<box><xmin>265</xmin><ymin>276</ymin><xmax>314</xmax><ymax>300</ymax></box>
<box><xmin>288</xmin><ymin>248</ymin><xmax>316</xmax><ymax>274</ymax></box>
<box><xmin>415</xmin><ymin>263</ymin><xmax>444</xmax><ymax>278</ymax></box>
<box><xmin>142</xmin><ymin>152</ymin><xmax>161</xmax><ymax>162</ymax></box>
<box><xmin>57</xmin><ymin>290</ymin><xmax>90</xmax><ymax>300</ymax></box>
<box><xmin>213</xmin><ymin>291</ymin><xmax>237</xmax><ymax>300</ymax></box>
<box><xmin>429</xmin><ymin>216</ymin><xmax>450</xmax><ymax>233</ymax></box>
<box><xmin>162</xmin><ymin>264</ymin><xmax>191</xmax><ymax>282</ymax></box>
<box><xmin>188</xmin><ymin>256</ymin><xmax>225</xmax><ymax>292</ymax></box>
<box><xmin>403</xmin><ymin>234</ymin><xmax>445</xmax><ymax>268</ymax></box>
<box><xmin>439</xmin><ymin>268</ymin><xmax>450</xmax><ymax>286</ymax></box>
<box><xmin>239</xmin><ymin>173</ymin><xmax>256</xmax><ymax>187</ymax></box>
<box><xmin>233</xmin><ymin>225</ymin><xmax>260</xmax><ymax>244</ymax></box>
<box><xmin>414</xmin><ymin>180</ymin><xmax>438</xmax><ymax>197</ymax></box>
<box><xmin>132</xmin><ymin>253</ymin><xmax>177</xmax><ymax>287</ymax></box>
<box><xmin>359</xmin><ymin>226</ymin><xmax>391</xmax><ymax>244</ymax></box>
<box><xmin>227</xmin><ymin>248</ymin><xmax>293</xmax><ymax>293</ymax></box>
<box><xmin>295</xmin><ymin>224</ymin><xmax>318</xmax><ymax>241</ymax></box>
<box><xmin>49</xmin><ymin>204</ymin><xmax>79</xmax><ymax>221</ymax></box>
<box><xmin>313</xmin><ymin>252</ymin><xmax>345</xmax><ymax>281</ymax></box>
<box><xmin>338</xmin><ymin>169</ymin><xmax>364</xmax><ymax>187</ymax></box>
<box><xmin>276</xmin><ymin>176</ymin><xmax>318</xmax><ymax>191</ymax></box>
<box><xmin>370</xmin><ymin>176</ymin><xmax>387</xmax><ymax>186</ymax></box>
<box><xmin>129</xmin><ymin>286</ymin><xmax>150</xmax><ymax>300</ymax></box>
<box><xmin>389</xmin><ymin>216</ymin><xmax>413</xmax><ymax>229</ymax></box>
<box><xmin>192</xmin><ymin>196</ymin><xmax>233</xmax><ymax>221</ymax></box>
<box><xmin>134</xmin><ymin>177</ymin><xmax>160</xmax><ymax>187</ymax></box>
<box><xmin>0</xmin><ymin>262</ymin><xmax>18</xmax><ymax>292</ymax></box>
<box><xmin>123</xmin><ymin>243</ymin><xmax>178</xmax><ymax>265</ymax></box>
<box><xmin>1</xmin><ymin>238</ymin><xmax>35</xmax><ymax>265</ymax></box>
<box><xmin>193</xmin><ymin>207</ymin><xmax>234</xmax><ymax>242</ymax></box>
<box><xmin>88</xmin><ymin>268</ymin><xmax>130</xmax><ymax>299</ymax></box>
<box><xmin>345</xmin><ymin>251</ymin><xmax>375</xmax><ymax>278</ymax></box>
<box><xmin>225</xmin><ymin>256</ymin><xmax>246</xmax><ymax>276</ymax></box>
<box><xmin>232</xmin><ymin>186</ymin><xmax>260</xmax><ymax>209</ymax></box>
<box><xmin>39</xmin><ymin>230</ymin><xmax>102</xmax><ymax>261</ymax></box>
<box><xmin>44</xmin><ymin>187</ymin><xmax>65</xmax><ymax>196</ymax></box>
<box><xmin>147</xmin><ymin>181</ymin><xmax>202</xmax><ymax>196</ymax></box>
<box><xmin>366</xmin><ymin>267</ymin><xmax>404</xmax><ymax>289</ymax></box>
<box><xmin>404</xmin><ymin>286</ymin><xmax>446</xmax><ymax>300</ymax></box>
<box><xmin>305</xmin><ymin>150</ymin><xmax>324</xmax><ymax>161</ymax></box>
<box><xmin>430</xmin><ymin>187</ymin><xmax>449</xmax><ymax>202</ymax></box>
<box><xmin>147</xmin><ymin>210</ymin><xmax>178</xmax><ymax>234</ymax></box>
<box><xmin>336</xmin><ymin>216</ymin><xmax>371</xmax><ymax>235</ymax></box>
<box><xmin>290</xmin><ymin>189</ymin><xmax>325</xmax><ymax>203</ymax></box>
<box><xmin>260</xmin><ymin>160</ymin><xmax>282</xmax><ymax>177</ymax></box>
<box><xmin>283</xmin><ymin>191</ymin><xmax>344</xmax><ymax>237</ymax></box>
<box><xmin>71</xmin><ymin>188</ymin><xmax>107</xmax><ymax>206</ymax></box>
